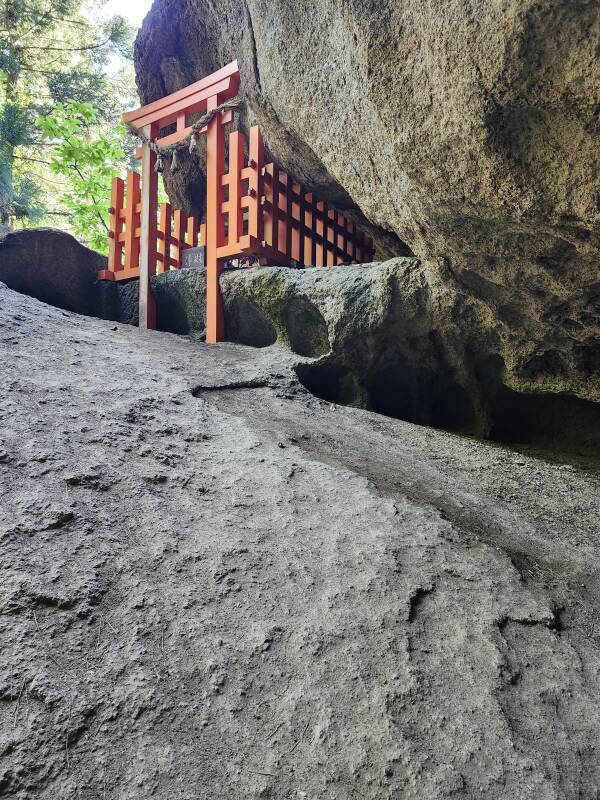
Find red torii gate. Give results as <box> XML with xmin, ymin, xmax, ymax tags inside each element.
<box><xmin>107</xmin><ymin>61</ymin><xmax>374</xmax><ymax>343</ymax></box>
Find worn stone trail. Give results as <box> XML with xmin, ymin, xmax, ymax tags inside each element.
<box><xmin>1</xmin><ymin>282</ymin><xmax>599</xmax><ymax>799</ymax></box>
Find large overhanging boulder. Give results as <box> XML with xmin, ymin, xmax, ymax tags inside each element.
<box><xmin>133</xmin><ymin>0</ymin><xmax>600</xmax><ymax>407</ymax></box>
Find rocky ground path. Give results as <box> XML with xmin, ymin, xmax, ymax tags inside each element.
<box><xmin>1</xmin><ymin>282</ymin><xmax>599</xmax><ymax>799</ymax></box>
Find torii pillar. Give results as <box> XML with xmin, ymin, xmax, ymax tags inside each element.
<box><xmin>204</xmin><ymin>93</ymin><xmax>226</xmax><ymax>343</ymax></box>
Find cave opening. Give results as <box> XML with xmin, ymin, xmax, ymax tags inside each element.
<box><xmin>366</xmin><ymin>364</ymin><xmax>477</xmax><ymax>432</ymax></box>
<box><xmin>295</xmin><ymin>362</ymin><xmax>365</xmax><ymax>407</ymax></box>
<box><xmin>485</xmin><ymin>383</ymin><xmax>600</xmax><ymax>462</ymax></box>
<box><xmin>295</xmin><ymin>360</ymin><xmax>478</xmax><ymax>433</ymax></box>
<box><xmin>295</xmin><ymin>359</ymin><xmax>600</xmax><ymax>468</ymax></box>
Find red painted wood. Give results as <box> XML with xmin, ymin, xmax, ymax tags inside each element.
<box><xmin>284</xmin><ymin>174</ymin><xmax>293</xmax><ymax>259</ymax></box>
<box><xmin>158</xmin><ymin>203</ymin><xmax>172</xmax><ymax>273</ymax></box>
<box><xmin>291</xmin><ymin>180</ymin><xmax>301</xmax><ymax>262</ymax></box>
<box><xmin>124</xmin><ymin>171</ymin><xmax>141</xmax><ymax>272</ymax></box>
<box><xmin>228</xmin><ymin>130</ymin><xmax>244</xmax><ymax>246</ymax></box>
<box><xmin>124</xmin><ymin>61</ymin><xmax>240</xmax><ymax>128</ymax></box>
<box><xmin>337</xmin><ymin>213</ymin><xmax>345</xmax><ymax>265</ymax></box>
<box><xmin>248</xmin><ymin>126</ymin><xmax>263</xmax><ymax>241</ymax></box>
<box><xmin>108</xmin><ymin>177</ymin><xmax>124</xmax><ymax>274</ymax></box>
<box><xmin>347</xmin><ymin>219</ymin><xmax>356</xmax><ymax>261</ymax></box>
<box><xmin>205</xmin><ymin>93</ymin><xmax>226</xmax><ymax>343</ymax></box>
<box><xmin>301</xmin><ymin>188</ymin><xmax>310</xmax><ymax>266</ymax></box>
<box><xmin>187</xmin><ymin>215</ymin><xmax>199</xmax><ymax>248</ymax></box>
<box><xmin>138</xmin><ymin>122</ymin><xmax>159</xmax><ymax>330</ymax></box>
<box><xmin>104</xmin><ymin>62</ymin><xmax>378</xmax><ymax>340</ymax></box>
<box><xmin>271</xmin><ymin>163</ymin><xmax>280</xmax><ymax>254</ymax></box>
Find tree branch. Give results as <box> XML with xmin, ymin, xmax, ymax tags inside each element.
<box><xmin>69</xmin><ymin>162</ymin><xmax>109</xmax><ymax>234</ymax></box>
<box><xmin>19</xmin><ymin>37</ymin><xmax>113</xmax><ymax>52</ymax></box>
<box><xmin>13</xmin><ymin>155</ymin><xmax>53</xmax><ymax>166</ymax></box>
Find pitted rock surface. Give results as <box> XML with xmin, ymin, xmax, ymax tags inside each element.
<box><xmin>1</xmin><ymin>283</ymin><xmax>600</xmax><ymax>798</ymax></box>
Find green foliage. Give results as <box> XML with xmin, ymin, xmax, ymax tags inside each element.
<box><xmin>0</xmin><ymin>103</ymin><xmax>32</xmax><ymax>147</ymax></box>
<box><xmin>0</xmin><ymin>0</ymin><xmax>135</xmax><ymax>224</ymax></box>
<box><xmin>36</xmin><ymin>100</ymin><xmax>127</xmax><ymax>252</ymax></box>
<box><xmin>0</xmin><ymin>148</ymin><xmax>11</xmax><ymax>218</ymax></box>
<box><xmin>11</xmin><ymin>175</ymin><xmax>44</xmax><ymax>222</ymax></box>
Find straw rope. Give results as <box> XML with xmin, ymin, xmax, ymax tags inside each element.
<box><xmin>125</xmin><ymin>96</ymin><xmax>243</xmax><ymax>172</ymax></box>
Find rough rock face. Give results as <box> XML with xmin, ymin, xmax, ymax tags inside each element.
<box><xmin>2</xmin><ymin>283</ymin><xmax>600</xmax><ymax>798</ymax></box>
<box><xmin>97</xmin><ymin>268</ymin><xmax>208</xmax><ymax>336</ymax></box>
<box><xmin>222</xmin><ymin>262</ymin><xmax>600</xmax><ymax>457</ymax></box>
<box><xmin>0</xmin><ymin>229</ymin><xmax>107</xmax><ymax>315</ymax></box>
<box><xmin>134</xmin><ymin>0</ymin><xmax>600</xmax><ymax>406</ymax></box>
<box><xmin>91</xmin><ymin>260</ymin><xmax>600</xmax><ymax>457</ymax></box>
<box><xmin>1</xmin><ymin>224</ymin><xmax>596</xmax><ymax>449</ymax></box>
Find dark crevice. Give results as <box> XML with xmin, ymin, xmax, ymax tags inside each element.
<box><xmin>295</xmin><ymin>362</ymin><xmax>365</xmax><ymax>407</ymax></box>
<box><xmin>367</xmin><ymin>363</ymin><xmax>476</xmax><ymax>432</ymax></box>
<box><xmin>295</xmin><ymin>355</ymin><xmax>600</xmax><ymax>468</ymax></box>
<box><xmin>295</xmin><ymin>359</ymin><xmax>477</xmax><ymax>433</ymax></box>
<box><xmin>498</xmin><ymin>617</ymin><xmax>545</xmax><ymax>630</ymax></box>
<box><xmin>191</xmin><ymin>378</ymin><xmax>270</xmax><ymax>395</ymax></box>
<box><xmin>408</xmin><ymin>586</ymin><xmax>434</xmax><ymax>623</ymax></box>
<box><xmin>485</xmin><ymin>384</ymin><xmax>600</xmax><ymax>456</ymax></box>
<box><xmin>549</xmin><ymin>606</ymin><xmax>568</xmax><ymax>634</ymax></box>
<box><xmin>243</xmin><ymin>1</ymin><xmax>263</xmax><ymax>95</ymax></box>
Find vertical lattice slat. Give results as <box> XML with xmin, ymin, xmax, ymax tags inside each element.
<box><xmin>291</xmin><ymin>181</ymin><xmax>301</xmax><ymax>262</ymax></box>
<box><xmin>347</xmin><ymin>219</ymin><xmax>356</xmax><ymax>262</ymax></box>
<box><xmin>173</xmin><ymin>209</ymin><xmax>187</xmax><ymax>268</ymax></box>
<box><xmin>262</xmin><ymin>162</ymin><xmax>278</xmax><ymax>253</ymax></box>
<box><xmin>298</xmin><ymin>184</ymin><xmax>306</xmax><ymax>266</ymax></box>
<box><xmin>228</xmin><ymin>130</ymin><xmax>244</xmax><ymax>246</ymax></box>
<box><xmin>315</xmin><ymin>200</ymin><xmax>324</xmax><ymax>267</ymax></box>
<box><xmin>158</xmin><ymin>202</ymin><xmax>172</xmax><ymax>273</ymax></box>
<box><xmin>272</xmin><ymin>164</ymin><xmax>281</xmax><ymax>254</ymax></box>
<box><xmin>284</xmin><ymin>173</ymin><xmax>293</xmax><ymax>259</ymax></box>
<box><xmin>323</xmin><ymin>202</ymin><xmax>331</xmax><ymax>267</ymax></box>
<box><xmin>138</xmin><ymin>123</ymin><xmax>159</xmax><ymax>330</ymax></box>
<box><xmin>108</xmin><ymin>177</ymin><xmax>124</xmax><ymax>273</ymax></box>
<box><xmin>312</xmin><ymin>197</ymin><xmax>319</xmax><ymax>266</ymax></box>
<box><xmin>124</xmin><ymin>171</ymin><xmax>141</xmax><ymax>271</ymax></box>
<box><xmin>337</xmin><ymin>213</ymin><xmax>345</xmax><ymax>265</ymax></box>
<box><xmin>248</xmin><ymin>126</ymin><xmax>264</xmax><ymax>241</ymax></box>
<box><xmin>327</xmin><ymin>208</ymin><xmax>336</xmax><ymax>267</ymax></box>
<box><xmin>187</xmin><ymin>216</ymin><xmax>199</xmax><ymax>248</ymax></box>
<box><xmin>303</xmin><ymin>190</ymin><xmax>312</xmax><ymax>266</ymax></box>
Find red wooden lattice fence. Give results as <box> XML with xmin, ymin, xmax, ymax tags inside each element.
<box><xmin>98</xmin><ymin>173</ymin><xmax>205</xmax><ymax>281</ymax></box>
<box><xmin>216</xmin><ymin>125</ymin><xmax>374</xmax><ymax>268</ymax></box>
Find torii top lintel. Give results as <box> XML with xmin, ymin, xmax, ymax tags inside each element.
<box><xmin>123</xmin><ymin>60</ymin><xmax>240</xmax><ymax>148</ymax></box>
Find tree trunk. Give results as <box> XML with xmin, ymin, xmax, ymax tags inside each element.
<box><xmin>1</xmin><ymin>0</ymin><xmax>20</xmax><ymax>222</ymax></box>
